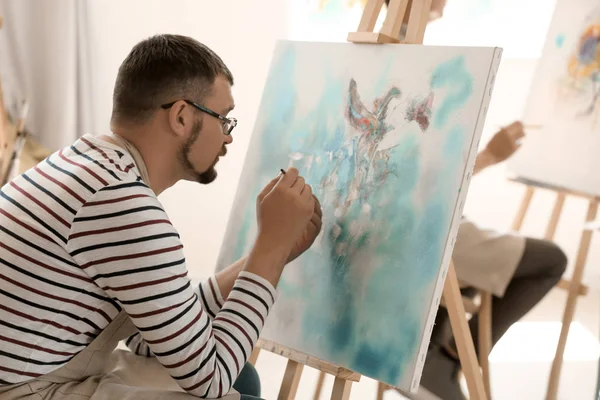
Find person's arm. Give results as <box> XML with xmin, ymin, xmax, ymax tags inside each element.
<box><xmin>195</xmin><ymin>257</ymin><xmax>247</xmax><ymax>320</ymax></box>
<box><xmin>200</xmin><ymin>169</ymin><xmax>322</xmax><ymax>318</ymax></box>
<box><xmin>68</xmin><ymin>168</ymin><xmax>314</xmax><ymax>398</ymax></box>
<box><xmin>124</xmin><ymin>332</ymin><xmax>153</xmax><ymax>357</ymax></box>
<box><xmin>472</xmin><ymin>149</ymin><xmax>496</xmax><ymax>175</ymax></box>
<box><xmin>125</xmin><ymin>260</ymin><xmax>247</xmax><ymax>356</ymax></box>
<box><xmin>67</xmin><ymin>182</ymin><xmax>281</xmax><ymax>399</ymax></box>
<box><xmin>472</xmin><ymin>121</ymin><xmax>525</xmax><ymax>175</ymax></box>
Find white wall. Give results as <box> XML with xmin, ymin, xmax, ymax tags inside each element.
<box><xmin>82</xmin><ymin>0</ymin><xmax>289</xmax><ymax>279</ymax></box>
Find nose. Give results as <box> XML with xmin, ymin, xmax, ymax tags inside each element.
<box><xmin>224</xmin><ymin>134</ymin><xmax>233</xmax><ymax>145</ymax></box>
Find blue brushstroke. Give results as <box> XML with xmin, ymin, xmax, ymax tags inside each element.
<box><xmin>430</xmin><ymin>56</ymin><xmax>474</xmax><ymax>129</ymax></box>
<box><xmin>372</xmin><ymin>55</ymin><xmax>395</xmax><ymax>97</ymax></box>
<box><xmin>555</xmin><ymin>33</ymin><xmax>566</xmax><ymax>48</ymax></box>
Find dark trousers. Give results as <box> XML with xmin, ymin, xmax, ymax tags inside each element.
<box><xmin>432</xmin><ymin>237</ymin><xmax>568</xmax><ymax>355</ymax></box>
<box><xmin>234</xmin><ymin>363</ymin><xmax>264</xmax><ymax>400</ymax></box>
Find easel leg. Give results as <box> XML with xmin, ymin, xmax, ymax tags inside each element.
<box><xmin>313</xmin><ymin>371</ymin><xmax>327</xmax><ymax>400</ymax></box>
<box><xmin>546</xmin><ymin>199</ymin><xmax>598</xmax><ymax>400</ymax></box>
<box><xmin>444</xmin><ymin>262</ymin><xmax>488</xmax><ymax>400</ymax></box>
<box><xmin>544</xmin><ymin>192</ymin><xmax>566</xmax><ymax>240</ymax></box>
<box><xmin>512</xmin><ymin>186</ymin><xmax>534</xmax><ymax>231</ymax></box>
<box><xmin>249</xmin><ymin>347</ymin><xmax>261</xmax><ymax>365</ymax></box>
<box><xmin>279</xmin><ymin>360</ymin><xmax>305</xmax><ymax>400</ymax></box>
<box><xmin>478</xmin><ymin>292</ymin><xmax>493</xmax><ymax>399</ymax></box>
<box><xmin>330</xmin><ymin>377</ymin><xmax>352</xmax><ymax>400</ymax></box>
<box><xmin>376</xmin><ymin>382</ymin><xmax>387</xmax><ymax>400</ymax></box>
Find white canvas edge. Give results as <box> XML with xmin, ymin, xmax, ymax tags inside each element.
<box><xmin>408</xmin><ymin>47</ymin><xmax>504</xmax><ymax>393</ymax></box>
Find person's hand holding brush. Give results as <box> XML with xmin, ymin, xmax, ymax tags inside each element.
<box><xmin>245</xmin><ymin>167</ymin><xmax>323</xmax><ymax>286</ymax></box>
<box><xmin>474</xmin><ymin>121</ymin><xmax>525</xmax><ymax>175</ymax></box>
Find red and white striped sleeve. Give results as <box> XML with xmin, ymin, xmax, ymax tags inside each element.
<box><xmin>67</xmin><ymin>181</ymin><xmax>276</xmax><ymax>398</ymax></box>
<box><xmin>125</xmin><ymin>332</ymin><xmax>153</xmax><ymax>357</ymax></box>
<box><xmin>197</xmin><ymin>276</ymin><xmax>225</xmax><ymax>319</ymax></box>
<box><xmin>126</xmin><ymin>276</ymin><xmax>226</xmax><ymax>357</ymax></box>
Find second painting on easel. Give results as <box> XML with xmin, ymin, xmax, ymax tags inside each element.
<box><xmin>216</xmin><ymin>40</ymin><xmax>501</xmax><ymax>391</ymax></box>
<box><xmin>507</xmin><ymin>0</ymin><xmax>600</xmax><ymax>196</ymax></box>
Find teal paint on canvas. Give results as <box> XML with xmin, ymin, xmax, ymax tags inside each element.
<box><xmin>216</xmin><ymin>41</ymin><xmax>498</xmax><ymax>390</ymax></box>
<box><xmin>555</xmin><ymin>33</ymin><xmax>566</xmax><ymax>48</ymax></box>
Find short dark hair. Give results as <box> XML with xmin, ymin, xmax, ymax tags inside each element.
<box><xmin>111</xmin><ymin>34</ymin><xmax>234</xmax><ymax>125</ymax></box>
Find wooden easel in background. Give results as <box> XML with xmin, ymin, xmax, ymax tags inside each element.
<box><xmin>508</xmin><ymin>177</ymin><xmax>597</xmax><ymax>400</ymax></box>
<box><xmin>250</xmin><ymin>1</ymin><xmax>489</xmax><ymax>399</ymax></box>
<box><xmin>0</xmin><ymin>14</ymin><xmax>8</xmax><ymax>176</ymax></box>
<box><xmin>1</xmin><ymin>101</ymin><xmax>30</xmax><ymax>186</ymax></box>
<box><xmin>0</xmin><ymin>14</ymin><xmax>31</xmax><ymax>186</ymax></box>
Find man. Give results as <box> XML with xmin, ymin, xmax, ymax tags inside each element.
<box><xmin>0</xmin><ymin>34</ymin><xmax>322</xmax><ymax>400</ymax></box>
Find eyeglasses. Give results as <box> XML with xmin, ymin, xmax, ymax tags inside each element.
<box><xmin>160</xmin><ymin>100</ymin><xmax>237</xmax><ymax>135</ymax></box>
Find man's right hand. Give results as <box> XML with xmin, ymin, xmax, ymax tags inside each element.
<box><xmin>242</xmin><ymin>167</ymin><xmax>315</xmax><ymax>287</ymax></box>
<box><xmin>254</xmin><ymin>167</ymin><xmax>315</xmax><ymax>260</ymax></box>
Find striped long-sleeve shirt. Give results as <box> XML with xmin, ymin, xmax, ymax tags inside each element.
<box><xmin>0</xmin><ymin>134</ymin><xmax>277</xmax><ymax>398</ymax></box>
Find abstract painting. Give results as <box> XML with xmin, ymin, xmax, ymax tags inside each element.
<box><xmin>507</xmin><ymin>0</ymin><xmax>600</xmax><ymax>196</ymax></box>
<box><xmin>216</xmin><ymin>41</ymin><xmax>501</xmax><ymax>391</ymax></box>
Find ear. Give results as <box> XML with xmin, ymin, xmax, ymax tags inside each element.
<box><xmin>167</xmin><ymin>100</ymin><xmax>191</xmax><ymax>138</ymax></box>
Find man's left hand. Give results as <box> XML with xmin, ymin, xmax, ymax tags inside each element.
<box><xmin>287</xmin><ymin>195</ymin><xmax>323</xmax><ymax>264</ymax></box>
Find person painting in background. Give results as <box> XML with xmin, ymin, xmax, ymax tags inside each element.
<box><xmin>0</xmin><ymin>34</ymin><xmax>323</xmax><ymax>400</ymax></box>
<box><xmin>382</xmin><ymin>1</ymin><xmax>568</xmax><ymax>398</ymax></box>
<box><xmin>424</xmin><ymin>122</ymin><xmax>567</xmax><ymax>399</ymax></box>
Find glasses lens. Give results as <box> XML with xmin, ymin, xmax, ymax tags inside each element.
<box><xmin>225</xmin><ymin>119</ymin><xmax>237</xmax><ymax>135</ymax></box>
<box><xmin>221</xmin><ymin>121</ymin><xmax>230</xmax><ymax>135</ymax></box>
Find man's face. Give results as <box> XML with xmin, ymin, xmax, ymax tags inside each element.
<box><xmin>179</xmin><ymin>75</ymin><xmax>235</xmax><ymax>184</ymax></box>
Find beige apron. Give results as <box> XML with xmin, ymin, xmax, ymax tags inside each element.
<box><xmin>0</xmin><ymin>310</ymin><xmax>241</xmax><ymax>399</ymax></box>
<box><xmin>0</xmin><ymin>134</ymin><xmax>241</xmax><ymax>400</ymax></box>
<box><xmin>452</xmin><ymin>218</ymin><xmax>526</xmax><ymax>297</ymax></box>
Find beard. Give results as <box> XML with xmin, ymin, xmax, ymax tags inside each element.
<box><xmin>178</xmin><ymin>119</ymin><xmax>224</xmax><ymax>185</ymax></box>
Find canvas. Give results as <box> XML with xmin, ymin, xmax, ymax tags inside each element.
<box><xmin>216</xmin><ymin>40</ymin><xmax>501</xmax><ymax>391</ymax></box>
<box><xmin>507</xmin><ymin>0</ymin><xmax>600</xmax><ymax>196</ymax></box>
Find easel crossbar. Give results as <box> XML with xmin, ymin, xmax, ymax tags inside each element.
<box><xmin>257</xmin><ymin>339</ymin><xmax>362</xmax><ymax>382</ymax></box>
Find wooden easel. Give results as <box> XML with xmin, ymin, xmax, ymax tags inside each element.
<box><xmin>1</xmin><ymin>101</ymin><xmax>30</xmax><ymax>186</ymax></box>
<box><xmin>0</xmin><ymin>15</ymin><xmax>8</xmax><ymax>177</ymax></box>
<box><xmin>508</xmin><ymin>177</ymin><xmax>598</xmax><ymax>400</ymax></box>
<box><xmin>0</xmin><ymin>14</ymin><xmax>30</xmax><ymax>185</ymax></box>
<box><xmin>251</xmin><ymin>1</ymin><xmax>489</xmax><ymax>399</ymax></box>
